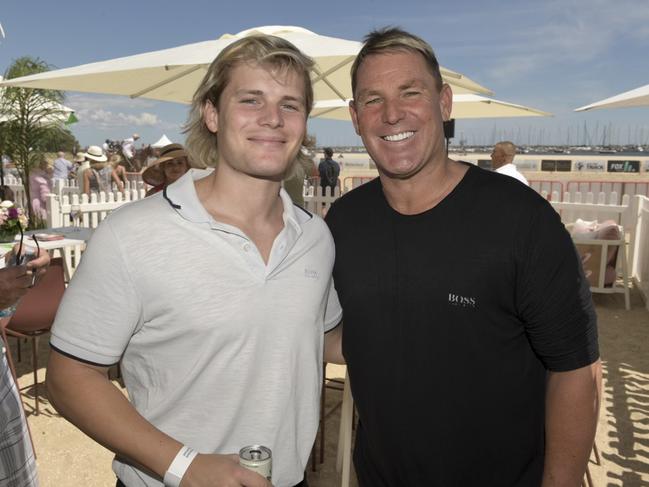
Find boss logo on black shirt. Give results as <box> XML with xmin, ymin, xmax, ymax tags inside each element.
<box><xmin>448</xmin><ymin>293</ymin><xmax>476</xmax><ymax>308</ymax></box>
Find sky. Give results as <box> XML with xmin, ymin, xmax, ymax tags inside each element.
<box><xmin>1</xmin><ymin>0</ymin><xmax>649</xmax><ymax>148</ymax></box>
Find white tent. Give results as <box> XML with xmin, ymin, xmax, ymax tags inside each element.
<box><xmin>311</xmin><ymin>93</ymin><xmax>551</xmax><ymax>120</ymax></box>
<box><xmin>575</xmin><ymin>83</ymin><xmax>649</xmax><ymax>111</ymax></box>
<box><xmin>151</xmin><ymin>134</ymin><xmax>173</xmax><ymax>148</ymax></box>
<box><xmin>0</xmin><ymin>26</ymin><xmax>492</xmax><ymax>105</ymax></box>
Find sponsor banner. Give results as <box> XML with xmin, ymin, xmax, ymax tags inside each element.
<box><xmin>574</xmin><ymin>160</ymin><xmax>606</xmax><ymax>172</ymax></box>
<box><xmin>515</xmin><ymin>160</ymin><xmax>539</xmax><ymax>171</ymax></box>
<box><xmin>542</xmin><ymin>160</ymin><xmax>572</xmax><ymax>172</ymax></box>
<box><xmin>607</xmin><ymin>160</ymin><xmax>640</xmax><ymax>173</ymax></box>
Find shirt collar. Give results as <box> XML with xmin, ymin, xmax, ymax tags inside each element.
<box><xmin>164</xmin><ymin>168</ymin><xmax>307</xmax><ymax>235</ymax></box>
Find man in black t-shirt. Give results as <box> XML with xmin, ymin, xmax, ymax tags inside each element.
<box><xmin>323</xmin><ymin>27</ymin><xmax>601</xmax><ymax>487</ymax></box>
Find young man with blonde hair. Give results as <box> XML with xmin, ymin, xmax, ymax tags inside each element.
<box><xmin>47</xmin><ymin>35</ymin><xmax>341</xmax><ymax>487</ymax></box>
<box><xmin>325</xmin><ymin>27</ymin><xmax>600</xmax><ymax>486</ymax></box>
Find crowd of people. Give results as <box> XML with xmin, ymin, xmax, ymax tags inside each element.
<box><xmin>0</xmin><ymin>27</ymin><xmax>601</xmax><ymax>487</ymax></box>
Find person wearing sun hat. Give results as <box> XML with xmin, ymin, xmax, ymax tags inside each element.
<box><xmin>82</xmin><ymin>145</ymin><xmax>123</xmax><ymax>195</ymax></box>
<box><xmin>74</xmin><ymin>152</ymin><xmax>89</xmax><ymax>191</ymax></box>
<box><xmin>142</xmin><ymin>143</ymin><xmax>191</xmax><ymax>197</ymax></box>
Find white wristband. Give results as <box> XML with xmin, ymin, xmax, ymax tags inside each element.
<box><xmin>163</xmin><ymin>445</ymin><xmax>198</xmax><ymax>487</ymax></box>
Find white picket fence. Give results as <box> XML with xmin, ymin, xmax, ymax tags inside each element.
<box><xmin>303</xmin><ymin>185</ymin><xmax>341</xmax><ymax>216</ymax></box>
<box><xmin>3</xmin><ymin>175</ymin><xmax>27</xmax><ymax>207</ymax></box>
<box><xmin>4</xmin><ymin>173</ymin><xmax>145</xmax><ymax>209</ymax></box>
<box><xmin>36</xmin><ymin>182</ymin><xmax>649</xmax><ymax>310</ymax></box>
<box><xmin>46</xmin><ymin>189</ymin><xmax>146</xmax><ymax>229</ymax></box>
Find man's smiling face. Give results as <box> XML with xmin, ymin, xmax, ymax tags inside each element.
<box><xmin>349</xmin><ymin>50</ymin><xmax>452</xmax><ymax>180</ymax></box>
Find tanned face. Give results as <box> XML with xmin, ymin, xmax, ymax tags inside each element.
<box><xmin>349</xmin><ymin>51</ymin><xmax>452</xmax><ymax>180</ymax></box>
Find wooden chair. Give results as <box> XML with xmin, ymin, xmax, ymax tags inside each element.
<box><xmin>573</xmin><ymin>225</ymin><xmax>630</xmax><ymax>310</ymax></box>
<box><xmin>2</xmin><ymin>257</ymin><xmax>66</xmax><ymax>415</ymax></box>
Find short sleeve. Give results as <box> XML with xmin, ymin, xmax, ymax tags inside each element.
<box><xmin>50</xmin><ymin>218</ymin><xmax>142</xmax><ymax>365</ymax></box>
<box><xmin>516</xmin><ymin>202</ymin><xmax>599</xmax><ymax>372</ymax></box>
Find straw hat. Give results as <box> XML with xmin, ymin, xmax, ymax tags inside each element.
<box><xmin>74</xmin><ymin>152</ymin><xmax>86</xmax><ymax>163</ymax></box>
<box><xmin>84</xmin><ymin>145</ymin><xmax>107</xmax><ymax>162</ymax></box>
<box><xmin>142</xmin><ymin>143</ymin><xmax>188</xmax><ymax>186</ymax></box>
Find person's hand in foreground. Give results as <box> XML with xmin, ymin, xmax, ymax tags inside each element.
<box><xmin>0</xmin><ymin>247</ymin><xmax>50</xmax><ymax>309</ymax></box>
<box><xmin>181</xmin><ymin>453</ymin><xmax>273</xmax><ymax>487</ymax></box>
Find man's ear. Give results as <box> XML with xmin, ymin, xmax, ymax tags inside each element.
<box><xmin>439</xmin><ymin>83</ymin><xmax>453</xmax><ymax>121</ymax></box>
<box><xmin>349</xmin><ymin>100</ymin><xmax>361</xmax><ymax>136</ymax></box>
<box><xmin>203</xmin><ymin>101</ymin><xmax>219</xmax><ymax>134</ymax></box>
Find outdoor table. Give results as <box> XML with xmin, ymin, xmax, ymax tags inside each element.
<box><xmin>1</xmin><ymin>227</ymin><xmax>93</xmax><ymax>281</ymax></box>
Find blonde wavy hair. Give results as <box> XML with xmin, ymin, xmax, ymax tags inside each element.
<box><xmin>184</xmin><ymin>35</ymin><xmax>315</xmax><ymax>168</ymax></box>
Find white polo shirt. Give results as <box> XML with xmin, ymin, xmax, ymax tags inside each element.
<box><xmin>51</xmin><ymin>169</ymin><xmax>342</xmax><ymax>487</ymax></box>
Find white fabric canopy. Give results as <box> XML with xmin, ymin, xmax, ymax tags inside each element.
<box><xmin>575</xmin><ymin>83</ymin><xmax>649</xmax><ymax>111</ymax></box>
<box><xmin>0</xmin><ymin>26</ymin><xmax>492</xmax><ymax>105</ymax></box>
<box><xmin>0</xmin><ymin>75</ymin><xmax>75</xmax><ymax>124</ymax></box>
<box><xmin>151</xmin><ymin>134</ymin><xmax>173</xmax><ymax>148</ymax></box>
<box><xmin>311</xmin><ymin>93</ymin><xmax>551</xmax><ymax>120</ymax></box>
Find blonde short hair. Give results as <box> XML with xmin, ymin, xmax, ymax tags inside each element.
<box><xmin>184</xmin><ymin>35</ymin><xmax>315</xmax><ymax>168</ymax></box>
<box><xmin>351</xmin><ymin>27</ymin><xmax>444</xmax><ymax>97</ymax></box>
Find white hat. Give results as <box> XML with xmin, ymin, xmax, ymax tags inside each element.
<box><xmin>84</xmin><ymin>145</ymin><xmax>107</xmax><ymax>162</ymax></box>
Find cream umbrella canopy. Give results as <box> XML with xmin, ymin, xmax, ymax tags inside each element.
<box><xmin>575</xmin><ymin>83</ymin><xmax>649</xmax><ymax>111</ymax></box>
<box><xmin>311</xmin><ymin>93</ymin><xmax>551</xmax><ymax>120</ymax></box>
<box><xmin>0</xmin><ymin>75</ymin><xmax>75</xmax><ymax>124</ymax></box>
<box><xmin>0</xmin><ymin>26</ymin><xmax>492</xmax><ymax>105</ymax></box>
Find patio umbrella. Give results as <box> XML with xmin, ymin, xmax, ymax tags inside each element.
<box><xmin>311</xmin><ymin>93</ymin><xmax>551</xmax><ymax>120</ymax></box>
<box><xmin>0</xmin><ymin>26</ymin><xmax>492</xmax><ymax>106</ymax></box>
<box><xmin>0</xmin><ymin>76</ymin><xmax>75</xmax><ymax>124</ymax></box>
<box><xmin>575</xmin><ymin>83</ymin><xmax>649</xmax><ymax>111</ymax></box>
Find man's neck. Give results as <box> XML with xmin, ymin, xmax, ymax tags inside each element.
<box><xmin>380</xmin><ymin>157</ymin><xmax>468</xmax><ymax>215</ymax></box>
<box><xmin>196</xmin><ymin>165</ymin><xmax>283</xmax><ymax>224</ymax></box>
<box><xmin>195</xmin><ymin>165</ymin><xmax>286</xmax><ymax>263</ymax></box>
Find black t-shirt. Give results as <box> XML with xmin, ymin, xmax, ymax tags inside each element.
<box><xmin>325</xmin><ymin>164</ymin><xmax>599</xmax><ymax>487</ymax></box>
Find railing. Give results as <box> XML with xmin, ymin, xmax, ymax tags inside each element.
<box><xmin>303</xmin><ymin>186</ymin><xmax>341</xmax><ymax>216</ymax></box>
<box><xmin>529</xmin><ymin>180</ymin><xmax>564</xmax><ymax>200</ymax></box>
<box><xmin>3</xmin><ymin>175</ymin><xmax>27</xmax><ymax>208</ymax></box>
<box><xmin>4</xmin><ymin>173</ymin><xmax>145</xmax><ymax>209</ymax></box>
<box><xmin>36</xmin><ymin>176</ymin><xmax>649</xmax><ymax>310</ymax></box>
<box><xmin>46</xmin><ymin>189</ymin><xmax>146</xmax><ymax>229</ymax></box>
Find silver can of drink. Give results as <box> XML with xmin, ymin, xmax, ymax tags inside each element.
<box><xmin>239</xmin><ymin>445</ymin><xmax>272</xmax><ymax>481</ymax></box>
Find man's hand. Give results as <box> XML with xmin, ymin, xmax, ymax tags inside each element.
<box><xmin>0</xmin><ymin>248</ymin><xmax>50</xmax><ymax>309</ymax></box>
<box><xmin>181</xmin><ymin>453</ymin><xmax>272</xmax><ymax>487</ymax></box>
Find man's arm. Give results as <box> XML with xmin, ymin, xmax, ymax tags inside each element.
<box><xmin>111</xmin><ymin>169</ymin><xmax>125</xmax><ymax>192</ymax></box>
<box><xmin>46</xmin><ymin>351</ymin><xmax>271</xmax><ymax>487</ymax></box>
<box><xmin>542</xmin><ymin>360</ymin><xmax>602</xmax><ymax>487</ymax></box>
<box><xmin>324</xmin><ymin>322</ymin><xmax>344</xmax><ymax>364</ymax></box>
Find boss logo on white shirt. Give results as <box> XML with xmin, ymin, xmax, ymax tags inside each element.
<box><xmin>448</xmin><ymin>293</ymin><xmax>476</xmax><ymax>308</ymax></box>
<box><xmin>304</xmin><ymin>268</ymin><xmax>319</xmax><ymax>279</ymax></box>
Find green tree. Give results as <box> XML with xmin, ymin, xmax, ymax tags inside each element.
<box><xmin>0</xmin><ymin>56</ymin><xmax>68</xmax><ymax>227</ymax></box>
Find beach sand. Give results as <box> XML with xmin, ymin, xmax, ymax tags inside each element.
<box><xmin>7</xmin><ymin>289</ymin><xmax>649</xmax><ymax>486</ymax></box>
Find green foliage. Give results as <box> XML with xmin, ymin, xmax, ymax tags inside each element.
<box><xmin>0</xmin><ymin>56</ymin><xmax>69</xmax><ymax>227</ymax></box>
